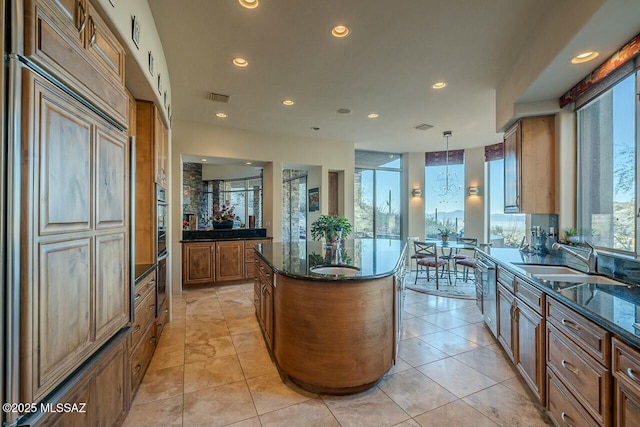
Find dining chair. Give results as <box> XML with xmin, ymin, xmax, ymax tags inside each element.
<box><xmin>407</xmin><ymin>237</ymin><xmax>428</xmax><ymax>275</ymax></box>
<box><xmin>414</xmin><ymin>241</ymin><xmax>447</xmax><ymax>289</ymax></box>
<box><xmin>454</xmin><ymin>237</ymin><xmax>478</xmax><ymax>282</ymax></box>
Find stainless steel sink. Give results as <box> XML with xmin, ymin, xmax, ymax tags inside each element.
<box><xmin>309</xmin><ymin>266</ymin><xmax>360</xmax><ymax>276</ymax></box>
<box><xmin>516</xmin><ymin>264</ymin><xmax>625</xmax><ymax>285</ymax></box>
<box><xmin>516</xmin><ymin>265</ymin><xmax>582</xmax><ymax>275</ymax></box>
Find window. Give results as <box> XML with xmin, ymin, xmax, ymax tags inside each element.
<box><xmin>487</xmin><ymin>159</ymin><xmax>526</xmax><ymax>247</ymax></box>
<box><xmin>354</xmin><ymin>151</ymin><xmax>402</xmax><ymax>239</ymax></box>
<box><xmin>577</xmin><ymin>72</ymin><xmax>638</xmax><ymax>253</ymax></box>
<box><xmin>204</xmin><ymin>176</ymin><xmax>263</xmax><ymax>228</ymax></box>
<box><xmin>282</xmin><ymin>170</ymin><xmax>307</xmax><ymax>242</ymax></box>
<box><xmin>425</xmin><ymin>154</ymin><xmax>464</xmax><ymax>238</ymax></box>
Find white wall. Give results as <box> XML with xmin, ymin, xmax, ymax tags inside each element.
<box><xmin>405</xmin><ymin>152</ymin><xmax>427</xmax><ymax>240</ymax></box>
<box><xmin>464</xmin><ymin>147</ymin><xmax>486</xmax><ymax>243</ymax></box>
<box><xmin>556</xmin><ymin>110</ymin><xmax>577</xmax><ymax>232</ymax></box>
<box><xmin>202</xmin><ymin>164</ymin><xmax>262</xmax><ymax>180</ymax></box>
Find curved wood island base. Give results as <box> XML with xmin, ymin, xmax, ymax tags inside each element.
<box><xmin>254</xmin><ymin>240</ymin><xmax>406</xmax><ymax>395</ymax></box>
<box><xmin>274</xmin><ymin>274</ymin><xmax>395</xmax><ymax>394</ymax></box>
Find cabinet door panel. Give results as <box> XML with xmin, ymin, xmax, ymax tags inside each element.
<box><xmin>503</xmin><ymin>124</ymin><xmax>520</xmax><ymax>213</ymax></box>
<box><xmin>216</xmin><ymin>241</ymin><xmax>244</xmax><ymax>281</ymax></box>
<box><xmin>86</xmin><ymin>4</ymin><xmax>125</xmax><ymax>85</ymax></box>
<box><xmin>497</xmin><ymin>284</ymin><xmax>515</xmax><ymax>361</ymax></box>
<box><xmin>92</xmin><ymin>338</ymin><xmax>128</xmax><ymax>427</ymax></box>
<box><xmin>515</xmin><ymin>299</ymin><xmax>544</xmax><ymax>402</ymax></box>
<box><xmin>35</xmin><ymin>238</ymin><xmax>92</xmax><ymax>401</ymax></box>
<box><xmin>96</xmin><ymin>127</ymin><xmax>127</xmax><ymax>228</ymax></box>
<box><xmin>615</xmin><ymin>382</ymin><xmax>640</xmax><ymax>427</ymax></box>
<box><xmin>183</xmin><ymin>243</ymin><xmax>215</xmax><ymax>285</ymax></box>
<box><xmin>95</xmin><ymin>233</ymin><xmax>129</xmax><ymax>341</ymax></box>
<box><xmin>37</xmin><ymin>83</ymin><xmax>92</xmax><ymax>235</ymax></box>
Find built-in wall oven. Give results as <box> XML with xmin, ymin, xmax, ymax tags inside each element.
<box><xmin>476</xmin><ymin>254</ymin><xmax>497</xmax><ymax>337</ymax></box>
<box><xmin>156</xmin><ymin>185</ymin><xmax>168</xmax><ymax>314</ymax></box>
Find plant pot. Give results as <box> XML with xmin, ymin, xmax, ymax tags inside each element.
<box><xmin>213</xmin><ymin>220</ymin><xmax>234</xmax><ymax>229</ymax></box>
<box><xmin>441</xmin><ymin>235</ymin><xmax>449</xmax><ymax>242</ymax></box>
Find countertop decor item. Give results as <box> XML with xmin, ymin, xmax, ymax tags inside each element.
<box><xmin>310</xmin><ymin>215</ymin><xmax>352</xmax><ymax>244</ymax></box>
<box><xmin>211</xmin><ymin>203</ymin><xmax>238</xmax><ymax>229</ymax></box>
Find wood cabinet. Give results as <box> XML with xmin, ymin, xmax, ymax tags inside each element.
<box><xmin>20</xmin><ymin>71</ymin><xmax>130</xmax><ymax>404</ymax></box>
<box><xmin>613</xmin><ymin>338</ymin><xmax>640</xmax><ymax>427</ymax></box>
<box><xmin>154</xmin><ymin>115</ymin><xmax>168</xmax><ymax>188</ymax></box>
<box><xmin>497</xmin><ymin>277</ymin><xmax>545</xmax><ymax>402</ymax></box>
<box><xmin>182</xmin><ymin>238</ymin><xmax>272</xmax><ymax>286</ymax></box>
<box><xmin>182</xmin><ymin>242</ymin><xmax>216</xmax><ymax>286</ymax></box>
<box><xmin>24</xmin><ymin>0</ymin><xmax>128</xmax><ymax>127</ymax></box>
<box><xmin>254</xmin><ymin>255</ymin><xmax>274</xmax><ymax>349</ymax></box>
<box><xmin>503</xmin><ymin>115</ymin><xmax>555</xmax><ymax>214</ymax></box>
<box><xmin>546</xmin><ymin>297</ymin><xmax>611</xmax><ymax>427</ymax></box>
<box><xmin>33</xmin><ymin>332</ymin><xmax>129</xmax><ymax>427</ymax></box>
<box><xmin>216</xmin><ymin>241</ymin><xmax>245</xmax><ymax>282</ymax></box>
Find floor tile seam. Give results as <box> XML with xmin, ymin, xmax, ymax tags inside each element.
<box><xmin>413</xmin><ymin>368</ymin><xmax>487</xmax><ymax>400</ymax></box>
<box><xmin>256</xmin><ymin>396</ymin><xmax>334</xmax><ymax>424</ymax></box>
<box><xmin>371</xmin><ymin>383</ymin><xmax>414</xmax><ymax>425</ymax></box>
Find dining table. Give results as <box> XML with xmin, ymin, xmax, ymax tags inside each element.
<box><xmin>418</xmin><ymin>238</ymin><xmax>478</xmax><ymax>285</ymax></box>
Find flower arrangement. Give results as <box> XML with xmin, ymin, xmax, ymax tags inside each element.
<box><xmin>212</xmin><ymin>203</ymin><xmax>237</xmax><ymax>223</ymax></box>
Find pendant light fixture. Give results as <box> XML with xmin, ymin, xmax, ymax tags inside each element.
<box><xmin>433</xmin><ymin>130</ymin><xmax>461</xmax><ymax>203</ymax></box>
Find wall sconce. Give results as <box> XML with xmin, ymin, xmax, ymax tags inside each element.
<box><xmin>468</xmin><ymin>186</ymin><xmax>480</xmax><ymax>196</ymax></box>
<box><xmin>412</xmin><ymin>188</ymin><xmax>422</xmax><ymax>197</ymax></box>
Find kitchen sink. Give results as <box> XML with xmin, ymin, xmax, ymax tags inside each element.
<box><xmin>515</xmin><ymin>264</ymin><xmax>625</xmax><ymax>285</ymax></box>
<box><xmin>309</xmin><ymin>265</ymin><xmax>360</xmax><ymax>276</ymax></box>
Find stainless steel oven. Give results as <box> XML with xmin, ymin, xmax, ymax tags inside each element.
<box><xmin>476</xmin><ymin>255</ymin><xmax>497</xmax><ymax>337</ymax></box>
<box><xmin>156</xmin><ymin>185</ymin><xmax>168</xmax><ymax>313</ymax></box>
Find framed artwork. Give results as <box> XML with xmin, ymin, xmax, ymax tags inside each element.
<box><xmin>183</xmin><ymin>185</ymin><xmax>190</xmax><ymax>205</ymax></box>
<box><xmin>157</xmin><ymin>74</ymin><xmax>162</xmax><ymax>95</ymax></box>
<box><xmin>132</xmin><ymin>16</ymin><xmax>141</xmax><ymax>49</ymax></box>
<box><xmin>308</xmin><ymin>187</ymin><xmax>319</xmax><ymax>212</ymax></box>
<box><xmin>148</xmin><ymin>51</ymin><xmax>154</xmax><ymax>75</ymax></box>
<box><xmin>108</xmin><ymin>0</ymin><xmax>115</xmax><ymax>6</ymax></box>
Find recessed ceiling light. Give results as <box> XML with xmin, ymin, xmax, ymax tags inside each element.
<box><xmin>238</xmin><ymin>0</ymin><xmax>258</xmax><ymax>9</ymax></box>
<box><xmin>331</xmin><ymin>25</ymin><xmax>350</xmax><ymax>38</ymax></box>
<box><xmin>281</xmin><ymin>99</ymin><xmax>295</xmax><ymax>106</ymax></box>
<box><xmin>337</xmin><ymin>108</ymin><xmax>351</xmax><ymax>114</ymax></box>
<box><xmin>367</xmin><ymin>113</ymin><xmax>379</xmax><ymax>119</ymax></box>
<box><xmin>201</xmin><ymin>158</ymin><xmax>207</xmax><ymax>162</ymax></box>
<box><xmin>311</xmin><ymin>127</ymin><xmax>320</xmax><ymax>131</ymax></box>
<box><xmin>571</xmin><ymin>51</ymin><xmax>599</xmax><ymax>64</ymax></box>
<box><xmin>246</xmin><ymin>162</ymin><xmax>252</xmax><ymax>165</ymax></box>
<box><xmin>432</xmin><ymin>82</ymin><xmax>447</xmax><ymax>89</ymax></box>
<box><xmin>216</xmin><ymin>112</ymin><xmax>227</xmax><ymax>118</ymax></box>
<box><xmin>232</xmin><ymin>57</ymin><xmax>248</xmax><ymax>67</ymax></box>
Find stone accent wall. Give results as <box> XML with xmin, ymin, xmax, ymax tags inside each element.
<box><xmin>182</xmin><ymin>162</ymin><xmax>203</xmax><ymax>217</ymax></box>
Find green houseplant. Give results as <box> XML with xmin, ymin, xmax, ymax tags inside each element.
<box><xmin>310</xmin><ymin>215</ymin><xmax>352</xmax><ymax>243</ymax></box>
<box><xmin>437</xmin><ymin>219</ymin><xmax>457</xmax><ymax>241</ymax></box>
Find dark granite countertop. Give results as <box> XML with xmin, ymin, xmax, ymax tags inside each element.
<box><xmin>479</xmin><ymin>247</ymin><xmax>640</xmax><ymax>348</ymax></box>
<box><xmin>256</xmin><ymin>239</ymin><xmax>406</xmax><ymax>281</ymax></box>
<box><xmin>135</xmin><ymin>263</ymin><xmax>156</xmax><ymax>284</ymax></box>
<box><xmin>181</xmin><ymin>228</ymin><xmax>270</xmax><ymax>242</ymax></box>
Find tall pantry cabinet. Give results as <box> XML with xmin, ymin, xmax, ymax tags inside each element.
<box><xmin>3</xmin><ymin>0</ymin><xmax>131</xmax><ymax>425</ymax></box>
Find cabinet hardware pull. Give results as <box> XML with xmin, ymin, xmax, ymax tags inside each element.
<box><xmin>560</xmin><ymin>412</ymin><xmax>574</xmax><ymax>427</ymax></box>
<box><xmin>149</xmin><ymin>304</ymin><xmax>155</xmax><ymax>310</ymax></box>
<box><xmin>165</xmin><ymin>308</ymin><xmax>168</xmax><ymax>313</ymax></box>
<box><xmin>561</xmin><ymin>318</ymin><xmax>580</xmax><ymax>331</ymax></box>
<box><xmin>561</xmin><ymin>360</ymin><xmax>580</xmax><ymax>376</ymax></box>
<box><xmin>134</xmin><ymin>293</ymin><xmax>141</xmax><ymax>301</ymax></box>
<box><xmin>150</xmin><ymin>337</ymin><xmax>157</xmax><ymax>344</ymax></box>
<box><xmin>88</xmin><ymin>16</ymin><xmax>96</xmax><ymax>46</ymax></box>
<box><xmin>628</xmin><ymin>367</ymin><xmax>638</xmax><ymax>381</ymax></box>
<box><xmin>133</xmin><ymin>364</ymin><xmax>142</xmax><ymax>375</ymax></box>
<box><xmin>133</xmin><ymin>325</ymin><xmax>141</xmax><ymax>333</ymax></box>
<box><xmin>77</xmin><ymin>1</ymin><xmax>86</xmax><ymax>33</ymax></box>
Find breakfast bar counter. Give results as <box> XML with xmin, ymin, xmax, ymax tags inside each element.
<box><xmin>254</xmin><ymin>239</ymin><xmax>407</xmax><ymax>394</ymax></box>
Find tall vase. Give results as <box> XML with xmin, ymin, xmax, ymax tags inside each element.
<box><xmin>325</xmin><ymin>229</ymin><xmax>343</xmax><ymax>249</ymax></box>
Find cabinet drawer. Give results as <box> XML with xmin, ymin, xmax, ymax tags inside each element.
<box><xmin>547</xmin><ymin>297</ymin><xmax>610</xmax><ymax>367</ymax></box>
<box><xmin>547</xmin><ymin>368</ymin><xmax>600</xmax><ymax>427</ymax></box>
<box><xmin>245</xmin><ymin>260</ymin><xmax>255</xmax><ymax>279</ymax></box>
<box><xmin>257</xmin><ymin>257</ymin><xmax>273</xmax><ymax>284</ymax></box>
<box><xmin>613</xmin><ymin>338</ymin><xmax>640</xmax><ymax>394</ymax></box>
<box><xmin>245</xmin><ymin>248</ymin><xmax>256</xmax><ymax>263</ymax></box>
<box><xmin>130</xmin><ymin>322</ymin><xmax>156</xmax><ymax>396</ymax></box>
<box><xmin>547</xmin><ymin>324</ymin><xmax>610</xmax><ymax>425</ymax></box>
<box><xmin>497</xmin><ymin>267</ymin><xmax>515</xmax><ymax>292</ymax></box>
<box><xmin>134</xmin><ymin>273</ymin><xmax>156</xmax><ymax>309</ymax></box>
<box><xmin>86</xmin><ymin>3</ymin><xmax>125</xmax><ymax>85</ymax></box>
<box><xmin>130</xmin><ymin>290</ymin><xmax>156</xmax><ymax>350</ymax></box>
<box><xmin>514</xmin><ymin>277</ymin><xmax>544</xmax><ymax>314</ymax></box>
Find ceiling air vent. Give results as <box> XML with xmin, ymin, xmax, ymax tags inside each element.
<box><xmin>414</xmin><ymin>123</ymin><xmax>434</xmax><ymax>131</ymax></box>
<box><xmin>208</xmin><ymin>92</ymin><xmax>230</xmax><ymax>103</ymax></box>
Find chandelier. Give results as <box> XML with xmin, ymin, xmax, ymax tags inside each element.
<box><xmin>433</xmin><ymin>130</ymin><xmax>461</xmax><ymax>204</ymax></box>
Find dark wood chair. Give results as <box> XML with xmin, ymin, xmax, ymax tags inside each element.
<box><xmin>454</xmin><ymin>237</ymin><xmax>478</xmax><ymax>282</ymax></box>
<box><xmin>414</xmin><ymin>241</ymin><xmax>447</xmax><ymax>289</ymax></box>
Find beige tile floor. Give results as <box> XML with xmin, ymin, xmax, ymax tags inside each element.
<box><xmin>123</xmin><ymin>283</ymin><xmax>552</xmax><ymax>427</ymax></box>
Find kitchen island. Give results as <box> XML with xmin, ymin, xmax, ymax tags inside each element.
<box><xmin>254</xmin><ymin>239</ymin><xmax>407</xmax><ymax>394</ymax></box>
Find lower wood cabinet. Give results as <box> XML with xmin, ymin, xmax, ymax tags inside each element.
<box><xmin>254</xmin><ymin>255</ymin><xmax>274</xmax><ymax>349</ymax></box>
<box><xmin>515</xmin><ymin>297</ymin><xmax>545</xmax><ymax>402</ymax></box>
<box><xmin>497</xmin><ymin>283</ymin><xmax>516</xmax><ymax>361</ymax></box>
<box><xmin>33</xmin><ymin>332</ymin><xmax>129</xmax><ymax>427</ymax></box>
<box><xmin>183</xmin><ymin>239</ymin><xmax>272</xmax><ymax>286</ymax></box>
<box><xmin>613</xmin><ymin>338</ymin><xmax>640</xmax><ymax>427</ymax></box>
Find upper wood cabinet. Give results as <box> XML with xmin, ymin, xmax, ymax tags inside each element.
<box><xmin>24</xmin><ymin>0</ymin><xmax>128</xmax><ymax>127</ymax></box>
<box><xmin>504</xmin><ymin>115</ymin><xmax>555</xmax><ymax>213</ymax></box>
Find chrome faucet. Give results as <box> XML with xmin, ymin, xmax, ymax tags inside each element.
<box><xmin>552</xmin><ymin>242</ymin><xmax>598</xmax><ymax>273</ymax></box>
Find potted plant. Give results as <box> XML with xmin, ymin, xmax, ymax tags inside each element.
<box><xmin>563</xmin><ymin>227</ymin><xmax>579</xmax><ymax>244</ymax></box>
<box><xmin>310</xmin><ymin>215</ymin><xmax>352</xmax><ymax>244</ymax></box>
<box><xmin>437</xmin><ymin>219</ymin><xmax>457</xmax><ymax>242</ymax></box>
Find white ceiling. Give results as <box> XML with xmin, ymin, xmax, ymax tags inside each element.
<box><xmin>149</xmin><ymin>0</ymin><xmax>640</xmax><ymax>152</ymax></box>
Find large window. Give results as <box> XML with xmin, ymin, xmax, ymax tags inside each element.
<box><xmin>354</xmin><ymin>151</ymin><xmax>402</xmax><ymax>239</ymax></box>
<box><xmin>204</xmin><ymin>176</ymin><xmax>263</xmax><ymax>228</ymax></box>
<box><xmin>425</xmin><ymin>159</ymin><xmax>464</xmax><ymax>238</ymax></box>
<box><xmin>487</xmin><ymin>158</ymin><xmax>526</xmax><ymax>247</ymax></box>
<box><xmin>578</xmin><ymin>72</ymin><xmax>638</xmax><ymax>252</ymax></box>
